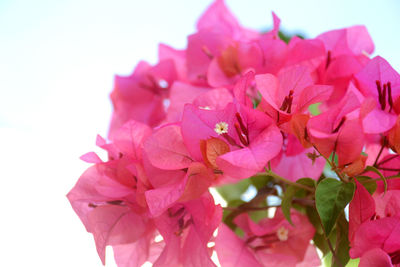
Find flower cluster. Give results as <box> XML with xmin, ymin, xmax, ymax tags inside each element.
<box><xmin>68</xmin><ymin>0</ymin><xmax>400</xmax><ymax>266</ymax></box>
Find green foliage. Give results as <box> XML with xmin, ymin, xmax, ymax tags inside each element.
<box><xmin>216</xmin><ymin>179</ymin><xmax>251</xmax><ymax>202</ymax></box>
<box><xmin>332</xmin><ymin>213</ymin><xmax>350</xmax><ymax>267</ymax></box>
<box><xmin>281</xmin><ymin>178</ymin><xmax>316</xmax><ymax>225</ymax></box>
<box><xmin>250</xmin><ymin>174</ymin><xmax>273</xmax><ymax>190</ymax></box>
<box><xmin>355</xmin><ymin>176</ymin><xmax>377</xmax><ymax>194</ymax></box>
<box><xmin>365</xmin><ymin>165</ymin><xmax>387</xmax><ymax>192</ymax></box>
<box><xmin>281</xmin><ymin>185</ymin><xmax>297</xmax><ymax>225</ymax></box>
<box><xmin>315</xmin><ymin>178</ymin><xmax>355</xmax><ymax>236</ymax></box>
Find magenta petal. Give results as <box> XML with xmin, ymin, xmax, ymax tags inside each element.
<box><xmin>296</xmin><ymin>85</ymin><xmax>333</xmax><ymax>113</ymax></box>
<box><xmin>181</xmin><ymin>103</ymin><xmax>237</xmax><ymax>161</ymax></box>
<box><xmin>359</xmin><ymin>248</ymin><xmax>393</xmax><ymax>267</ymax></box>
<box><xmin>143</xmin><ymin>124</ymin><xmax>192</xmax><ymax>170</ymax></box>
<box><xmin>112</xmin><ymin>120</ymin><xmax>152</xmax><ymax>159</ymax></box>
<box><xmin>80</xmin><ymin>152</ymin><xmax>103</xmax><ymax>163</ymax></box>
<box><xmin>145</xmin><ymin>180</ymin><xmax>185</xmax><ymax>217</ymax></box>
<box><xmin>350</xmin><ymin>217</ymin><xmax>400</xmax><ymax>258</ymax></box>
<box><xmin>192</xmin><ymin>87</ymin><xmax>233</xmax><ymax>110</ymax></box>
<box><xmin>362</xmin><ymin>108</ymin><xmax>397</xmax><ymax>134</ymax></box>
<box><xmin>217</xmin><ymin>125</ymin><xmax>282</xmax><ymax>179</ymax></box>
<box><xmin>255</xmin><ymin>73</ymin><xmax>280</xmax><ymax>110</ymax></box>
<box><xmin>317</xmin><ymin>25</ymin><xmax>374</xmax><ymax>57</ymax></box>
<box><xmin>207</xmin><ymin>57</ymin><xmax>237</xmax><ymax>87</ymax></box>
<box><xmin>355</xmin><ymin>56</ymin><xmax>400</xmax><ymax>100</ymax></box>
<box><xmin>167</xmin><ymin>81</ymin><xmax>208</xmax><ymax>122</ymax></box>
<box><xmin>215</xmin><ymin>224</ymin><xmax>263</xmax><ymax>267</ymax></box>
<box><xmin>113</xmin><ymin>236</ymin><xmax>164</xmax><ymax>267</ymax></box>
<box><xmin>196</xmin><ymin>0</ymin><xmax>240</xmax><ymax>35</ymax></box>
<box><xmin>182</xmin><ymin>228</ymin><xmax>217</xmax><ymax>267</ymax></box>
<box><xmin>233</xmin><ymin>70</ymin><xmax>254</xmax><ymax>107</ymax></box>
<box><xmin>273</xmin><ymin>148</ymin><xmax>325</xmax><ymax>181</ymax></box>
<box><xmin>88</xmin><ymin>205</ymin><xmax>147</xmax><ymax>265</ymax></box>
<box><xmin>349</xmin><ymin>181</ymin><xmax>375</xmax><ymax>245</ymax></box>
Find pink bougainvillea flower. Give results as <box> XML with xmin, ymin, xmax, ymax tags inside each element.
<box><xmin>350</xmin><ymin>190</ymin><xmax>400</xmax><ymax>265</ymax></box>
<box><xmin>181</xmin><ymin>102</ymin><xmax>282</xmax><ymax>179</ymax></box>
<box><xmin>196</xmin><ymin>0</ymin><xmax>258</xmax><ymax>40</ymax></box>
<box><xmin>67</xmin><ymin>160</ymin><xmax>154</xmax><ymax>265</ymax></box>
<box><xmin>316</xmin><ymin>25</ymin><xmax>374</xmax><ymax>58</ymax></box>
<box><xmin>152</xmin><ymin>193</ymin><xmax>222</xmax><ymax>267</ymax></box>
<box><xmin>307</xmin><ymin>84</ymin><xmax>365</xmax><ymax>166</ymax></box>
<box><xmin>359</xmin><ymin>248</ymin><xmax>394</xmax><ymax>267</ymax></box>
<box><xmin>166</xmin><ymin>81</ymin><xmax>233</xmax><ymax>123</ymax></box>
<box><xmin>349</xmin><ymin>180</ymin><xmax>375</xmax><ymax>245</ymax></box>
<box><xmin>354</xmin><ymin>56</ymin><xmax>400</xmax><ymax>133</ymax></box>
<box><xmin>284</xmin><ymin>37</ymin><xmax>325</xmax><ymax>75</ymax></box>
<box><xmin>216</xmin><ymin>209</ymin><xmax>317</xmax><ymax>267</ymax></box>
<box><xmin>256</xmin><ymin>65</ymin><xmax>333</xmax><ymax>125</ymax></box>
<box><xmin>350</xmin><ymin>217</ymin><xmax>400</xmax><ymax>264</ymax></box>
<box><xmin>143</xmin><ymin>124</ymin><xmax>193</xmax><ymax>170</ymax></box>
<box><xmin>313</xmin><ymin>25</ymin><xmax>374</xmax><ymax>105</ymax></box>
<box><xmin>109</xmin><ymin>59</ymin><xmax>178</xmax><ymax>137</ymax></box>
<box><xmin>207</xmin><ymin>41</ymin><xmax>264</xmax><ymax>87</ymax></box>
<box><xmin>271</xmin><ymin>133</ymin><xmax>325</xmax><ymax>181</ymax></box>
<box><xmin>145</xmin><ymin>162</ymin><xmax>214</xmax><ymax>217</ymax></box>
<box><xmin>158</xmin><ymin>43</ymin><xmax>187</xmax><ymax>81</ymax></box>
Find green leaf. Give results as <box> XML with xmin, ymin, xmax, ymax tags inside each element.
<box><xmin>323</xmin><ymin>252</ymin><xmax>333</xmax><ymax>267</ymax></box>
<box><xmin>332</xmin><ymin>213</ymin><xmax>350</xmax><ymax>267</ymax></box>
<box><xmin>315</xmin><ymin>178</ymin><xmax>355</xmax><ymax>236</ymax></box>
<box><xmin>250</xmin><ymin>174</ymin><xmax>272</xmax><ymax>190</ymax></box>
<box><xmin>307</xmin><ymin>206</ymin><xmax>323</xmax><ymax>234</ymax></box>
<box><xmin>296</xmin><ymin>178</ymin><xmax>317</xmax><ymax>197</ymax></box>
<box><xmin>313</xmin><ymin>232</ymin><xmax>330</xmax><ymax>255</ymax></box>
<box><xmin>355</xmin><ymin>176</ymin><xmax>377</xmax><ymax>194</ymax></box>
<box><xmin>345</xmin><ymin>258</ymin><xmax>360</xmax><ymax>267</ymax></box>
<box><xmin>365</xmin><ymin>165</ymin><xmax>387</xmax><ymax>193</ymax></box>
<box><xmin>216</xmin><ymin>179</ymin><xmax>251</xmax><ymax>202</ymax></box>
<box><xmin>281</xmin><ymin>185</ymin><xmax>297</xmax><ymax>225</ymax></box>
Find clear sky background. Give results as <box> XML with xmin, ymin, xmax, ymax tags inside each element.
<box><xmin>0</xmin><ymin>0</ymin><xmax>399</xmax><ymax>266</ymax></box>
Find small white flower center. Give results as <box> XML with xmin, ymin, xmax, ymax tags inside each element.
<box><xmin>276</xmin><ymin>226</ymin><xmax>289</xmax><ymax>241</ymax></box>
<box><xmin>214</xmin><ymin>122</ymin><xmax>229</xmax><ymax>135</ymax></box>
<box><xmin>199</xmin><ymin>106</ymin><xmax>211</xmax><ymax>110</ymax></box>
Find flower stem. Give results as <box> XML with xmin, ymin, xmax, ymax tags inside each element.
<box><xmin>264</xmin><ymin>170</ymin><xmax>314</xmax><ymax>192</ymax></box>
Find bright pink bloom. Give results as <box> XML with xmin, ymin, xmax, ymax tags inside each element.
<box><xmin>215</xmin><ymin>209</ymin><xmax>317</xmax><ymax>267</ymax></box>
<box><xmin>316</xmin><ymin>25</ymin><xmax>374</xmax><ymax>58</ymax></box>
<box><xmin>349</xmin><ymin>180</ymin><xmax>375</xmax><ymax>245</ymax></box>
<box><xmin>359</xmin><ymin>248</ymin><xmax>394</xmax><ymax>267</ymax></box>
<box><xmin>271</xmin><ymin>133</ymin><xmax>325</xmax><ymax>181</ymax></box>
<box><xmin>350</xmin><ymin>190</ymin><xmax>400</xmax><ymax>265</ymax></box>
<box><xmin>181</xmin><ymin>103</ymin><xmax>282</xmax><ymax>179</ymax></box>
<box><xmin>256</xmin><ymin>65</ymin><xmax>333</xmax><ymax>125</ymax></box>
<box><xmin>354</xmin><ymin>56</ymin><xmax>400</xmax><ymax>133</ymax></box>
<box><xmin>307</xmin><ymin>84</ymin><xmax>365</xmax><ymax>166</ymax></box>
<box><xmin>109</xmin><ymin>59</ymin><xmax>177</xmax><ymax>137</ymax></box>
<box><xmin>152</xmin><ymin>193</ymin><xmax>222</xmax><ymax>267</ymax></box>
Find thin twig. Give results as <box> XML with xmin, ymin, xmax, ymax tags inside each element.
<box><xmin>265</xmin><ymin>170</ymin><xmax>314</xmax><ymax>192</ymax></box>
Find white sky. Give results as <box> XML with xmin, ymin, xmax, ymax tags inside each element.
<box><xmin>0</xmin><ymin>0</ymin><xmax>399</xmax><ymax>266</ymax></box>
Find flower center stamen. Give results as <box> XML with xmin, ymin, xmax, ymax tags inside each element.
<box><xmin>276</xmin><ymin>226</ymin><xmax>289</xmax><ymax>241</ymax></box>
<box><xmin>214</xmin><ymin>122</ymin><xmax>229</xmax><ymax>135</ymax></box>
<box><xmin>376</xmin><ymin>80</ymin><xmax>394</xmax><ymax>112</ymax></box>
<box><xmin>280</xmin><ymin>90</ymin><xmax>294</xmax><ymax>113</ymax></box>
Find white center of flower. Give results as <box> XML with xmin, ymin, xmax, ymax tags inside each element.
<box><xmin>199</xmin><ymin>106</ymin><xmax>211</xmax><ymax>110</ymax></box>
<box><xmin>214</xmin><ymin>122</ymin><xmax>229</xmax><ymax>135</ymax></box>
<box><xmin>276</xmin><ymin>226</ymin><xmax>289</xmax><ymax>241</ymax></box>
